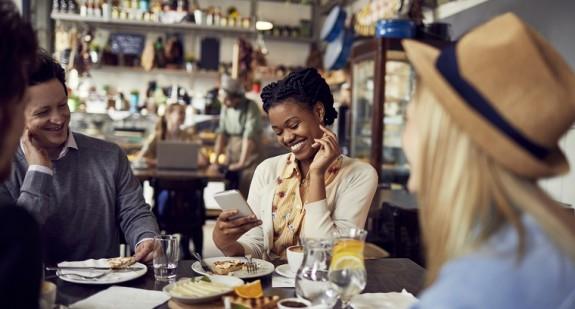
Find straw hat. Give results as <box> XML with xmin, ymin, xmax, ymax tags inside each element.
<box><xmin>403</xmin><ymin>13</ymin><xmax>575</xmax><ymax>179</ymax></box>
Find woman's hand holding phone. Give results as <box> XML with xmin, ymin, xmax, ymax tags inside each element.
<box><xmin>310</xmin><ymin>125</ymin><xmax>341</xmax><ymax>175</ymax></box>
<box><xmin>213</xmin><ymin>210</ymin><xmax>262</xmax><ymax>255</ymax></box>
<box><xmin>22</xmin><ymin>128</ymin><xmax>52</xmax><ymax>169</ymax></box>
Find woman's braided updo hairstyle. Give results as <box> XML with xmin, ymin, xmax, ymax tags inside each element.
<box><xmin>260</xmin><ymin>68</ymin><xmax>338</xmax><ymax>125</ymax></box>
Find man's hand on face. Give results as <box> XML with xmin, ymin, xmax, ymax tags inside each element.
<box><xmin>134</xmin><ymin>239</ymin><xmax>155</xmax><ymax>263</ymax></box>
<box><xmin>22</xmin><ymin>128</ymin><xmax>52</xmax><ymax>169</ymax></box>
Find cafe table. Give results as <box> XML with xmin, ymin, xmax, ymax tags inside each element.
<box><xmin>50</xmin><ymin>258</ymin><xmax>425</xmax><ymax>308</ymax></box>
<box><xmin>131</xmin><ymin>167</ymin><xmax>225</xmax><ymax>258</ymax></box>
<box><xmin>132</xmin><ymin>167</ymin><xmax>226</xmax><ymax>183</ymax></box>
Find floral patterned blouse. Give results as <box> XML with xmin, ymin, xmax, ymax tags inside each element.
<box><xmin>271</xmin><ymin>153</ymin><xmax>343</xmax><ymax>258</ymax></box>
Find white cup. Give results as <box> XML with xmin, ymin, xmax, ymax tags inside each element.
<box><xmin>286</xmin><ymin>245</ymin><xmax>304</xmax><ymax>273</ymax></box>
<box><xmin>39</xmin><ymin>281</ymin><xmax>56</xmax><ymax>309</ymax></box>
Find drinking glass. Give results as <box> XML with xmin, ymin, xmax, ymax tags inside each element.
<box><xmin>153</xmin><ymin>235</ymin><xmax>179</xmax><ymax>281</ymax></box>
<box><xmin>294</xmin><ymin>238</ymin><xmax>338</xmax><ymax>308</ymax></box>
<box><xmin>328</xmin><ymin>228</ymin><xmax>368</xmax><ymax>308</ymax></box>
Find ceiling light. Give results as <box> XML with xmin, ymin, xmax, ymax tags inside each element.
<box><xmin>256</xmin><ymin>20</ymin><xmax>273</xmax><ymax>31</ymax></box>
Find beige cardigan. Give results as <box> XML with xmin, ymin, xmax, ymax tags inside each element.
<box><xmin>237</xmin><ymin>153</ymin><xmax>378</xmax><ymax>259</ymax></box>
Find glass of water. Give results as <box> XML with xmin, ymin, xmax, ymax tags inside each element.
<box><xmin>295</xmin><ymin>238</ymin><xmax>338</xmax><ymax>308</ymax></box>
<box><xmin>153</xmin><ymin>235</ymin><xmax>179</xmax><ymax>281</ymax></box>
<box><xmin>328</xmin><ymin>228</ymin><xmax>368</xmax><ymax>308</ymax></box>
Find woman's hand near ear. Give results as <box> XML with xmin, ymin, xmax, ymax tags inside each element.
<box><xmin>306</xmin><ymin>125</ymin><xmax>341</xmax><ymax>204</ymax></box>
<box><xmin>309</xmin><ymin>125</ymin><xmax>340</xmax><ymax>176</ymax></box>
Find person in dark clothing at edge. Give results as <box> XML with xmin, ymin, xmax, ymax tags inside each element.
<box><xmin>0</xmin><ymin>1</ymin><xmax>42</xmax><ymax>308</ymax></box>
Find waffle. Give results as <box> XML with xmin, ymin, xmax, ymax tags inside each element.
<box><xmin>228</xmin><ymin>295</ymin><xmax>280</xmax><ymax>309</ymax></box>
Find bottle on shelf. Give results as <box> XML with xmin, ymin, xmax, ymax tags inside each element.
<box><xmin>154</xmin><ymin>37</ymin><xmax>166</xmax><ymax>68</ymax></box>
<box><xmin>61</xmin><ymin>0</ymin><xmax>69</xmax><ymax>13</ymax></box>
<box><xmin>53</xmin><ymin>0</ymin><xmax>61</xmax><ymax>12</ymax></box>
<box><xmin>139</xmin><ymin>0</ymin><xmax>150</xmax><ymax>12</ymax></box>
<box><xmin>68</xmin><ymin>0</ymin><xmax>79</xmax><ymax>14</ymax></box>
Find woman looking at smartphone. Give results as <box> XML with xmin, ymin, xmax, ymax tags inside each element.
<box><xmin>213</xmin><ymin>68</ymin><xmax>378</xmax><ymax>260</ymax></box>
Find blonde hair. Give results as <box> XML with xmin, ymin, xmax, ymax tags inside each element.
<box><xmin>413</xmin><ymin>83</ymin><xmax>575</xmax><ymax>285</ymax></box>
<box><xmin>155</xmin><ymin>103</ymin><xmax>186</xmax><ymax>140</ymax></box>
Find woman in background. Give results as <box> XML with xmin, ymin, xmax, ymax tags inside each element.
<box><xmin>212</xmin><ymin>68</ymin><xmax>378</xmax><ymax>261</ymax></box>
<box><xmin>402</xmin><ymin>13</ymin><xmax>575</xmax><ymax>308</ymax></box>
<box><xmin>137</xmin><ymin>103</ymin><xmax>208</xmax><ymax>167</ymax></box>
<box><xmin>137</xmin><ymin>103</ymin><xmax>207</xmax><ymax>258</ymax></box>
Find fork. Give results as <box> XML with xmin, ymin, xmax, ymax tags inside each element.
<box><xmin>59</xmin><ymin>271</ymin><xmax>110</xmax><ymax>280</ymax></box>
<box><xmin>245</xmin><ymin>254</ymin><xmax>258</xmax><ymax>273</ymax></box>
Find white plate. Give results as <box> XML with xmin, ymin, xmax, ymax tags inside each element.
<box><xmin>57</xmin><ymin>262</ymin><xmax>147</xmax><ymax>285</ymax></box>
<box><xmin>191</xmin><ymin>257</ymin><xmax>275</xmax><ymax>279</ymax></box>
<box><xmin>163</xmin><ymin>275</ymin><xmax>244</xmax><ymax>304</ymax></box>
<box><xmin>350</xmin><ymin>289</ymin><xmax>418</xmax><ymax>309</ymax></box>
<box><xmin>275</xmin><ymin>264</ymin><xmax>296</xmax><ymax>279</ymax></box>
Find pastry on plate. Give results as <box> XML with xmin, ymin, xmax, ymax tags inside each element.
<box><xmin>212</xmin><ymin>259</ymin><xmax>245</xmax><ymax>275</ymax></box>
<box><xmin>228</xmin><ymin>295</ymin><xmax>280</xmax><ymax>309</ymax></box>
<box><xmin>107</xmin><ymin>256</ymin><xmax>136</xmax><ymax>269</ymax></box>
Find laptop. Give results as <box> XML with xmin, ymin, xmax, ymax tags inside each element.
<box><xmin>156</xmin><ymin>141</ymin><xmax>200</xmax><ymax>170</ymax></box>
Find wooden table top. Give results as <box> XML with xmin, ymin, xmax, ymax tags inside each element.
<box><xmin>378</xmin><ymin>189</ymin><xmax>418</xmax><ymax>210</ymax></box>
<box><xmin>132</xmin><ymin>167</ymin><xmax>225</xmax><ymax>182</ymax></box>
<box><xmin>49</xmin><ymin>258</ymin><xmax>425</xmax><ymax>308</ymax></box>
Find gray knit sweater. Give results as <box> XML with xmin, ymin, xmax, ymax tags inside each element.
<box><xmin>0</xmin><ymin>132</ymin><xmax>159</xmax><ymax>264</ymax></box>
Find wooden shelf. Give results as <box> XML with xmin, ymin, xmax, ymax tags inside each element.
<box><xmin>262</xmin><ymin>34</ymin><xmax>315</xmax><ymax>43</ymax></box>
<box><xmin>89</xmin><ymin>65</ymin><xmax>220</xmax><ymax>78</ymax></box>
<box><xmin>52</xmin><ymin>12</ymin><xmax>315</xmax><ymax>44</ymax></box>
<box><xmin>52</xmin><ymin>12</ymin><xmax>255</xmax><ymax>35</ymax></box>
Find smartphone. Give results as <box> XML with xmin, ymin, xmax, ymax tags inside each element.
<box><xmin>213</xmin><ymin>190</ymin><xmax>255</xmax><ymax>220</ymax></box>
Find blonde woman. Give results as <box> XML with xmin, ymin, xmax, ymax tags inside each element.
<box><xmin>137</xmin><ymin>103</ymin><xmax>207</xmax><ymax>257</ymax></box>
<box><xmin>137</xmin><ymin>103</ymin><xmax>207</xmax><ymax>167</ymax></box>
<box><xmin>402</xmin><ymin>13</ymin><xmax>575</xmax><ymax>308</ymax></box>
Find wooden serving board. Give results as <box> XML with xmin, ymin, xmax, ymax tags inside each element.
<box><xmin>167</xmin><ymin>300</ymin><xmax>225</xmax><ymax>309</ymax></box>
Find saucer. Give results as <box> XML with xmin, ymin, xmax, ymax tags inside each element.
<box><xmin>275</xmin><ymin>264</ymin><xmax>296</xmax><ymax>278</ymax></box>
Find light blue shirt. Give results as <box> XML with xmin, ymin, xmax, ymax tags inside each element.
<box><xmin>413</xmin><ymin>215</ymin><xmax>575</xmax><ymax>309</ymax></box>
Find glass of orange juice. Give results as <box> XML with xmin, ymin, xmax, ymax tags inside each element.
<box><xmin>329</xmin><ymin>228</ymin><xmax>368</xmax><ymax>308</ymax></box>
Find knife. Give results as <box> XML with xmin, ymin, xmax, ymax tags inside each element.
<box><xmin>45</xmin><ymin>266</ymin><xmax>145</xmax><ymax>271</ymax></box>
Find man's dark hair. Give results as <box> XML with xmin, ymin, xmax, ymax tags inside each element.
<box><xmin>29</xmin><ymin>50</ymin><xmax>68</xmax><ymax>96</ymax></box>
<box><xmin>0</xmin><ymin>0</ymin><xmax>37</xmax><ymax>105</ymax></box>
<box><xmin>260</xmin><ymin>67</ymin><xmax>338</xmax><ymax>125</ymax></box>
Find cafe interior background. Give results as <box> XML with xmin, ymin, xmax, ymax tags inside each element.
<box><xmin>12</xmin><ymin>0</ymin><xmax>575</xmax><ymax>264</ymax></box>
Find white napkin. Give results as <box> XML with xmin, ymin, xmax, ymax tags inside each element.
<box><xmin>69</xmin><ymin>286</ymin><xmax>170</xmax><ymax>309</ymax></box>
<box><xmin>272</xmin><ymin>274</ymin><xmax>295</xmax><ymax>288</ymax></box>
<box><xmin>58</xmin><ymin>259</ymin><xmax>112</xmax><ymax>278</ymax></box>
<box><xmin>350</xmin><ymin>289</ymin><xmax>418</xmax><ymax>309</ymax></box>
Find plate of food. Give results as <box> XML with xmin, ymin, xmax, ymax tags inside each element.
<box><xmin>191</xmin><ymin>257</ymin><xmax>275</xmax><ymax>279</ymax></box>
<box><xmin>56</xmin><ymin>257</ymin><xmax>147</xmax><ymax>285</ymax></box>
<box><xmin>163</xmin><ymin>275</ymin><xmax>244</xmax><ymax>304</ymax></box>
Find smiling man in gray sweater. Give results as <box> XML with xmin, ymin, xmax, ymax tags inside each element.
<box><xmin>0</xmin><ymin>52</ymin><xmax>160</xmax><ymax>265</ymax></box>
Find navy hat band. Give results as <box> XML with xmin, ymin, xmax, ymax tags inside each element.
<box><xmin>435</xmin><ymin>43</ymin><xmax>550</xmax><ymax>160</ymax></box>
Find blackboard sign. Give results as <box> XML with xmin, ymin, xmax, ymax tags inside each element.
<box><xmin>199</xmin><ymin>37</ymin><xmax>220</xmax><ymax>70</ymax></box>
<box><xmin>109</xmin><ymin>33</ymin><xmax>145</xmax><ymax>56</ymax></box>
